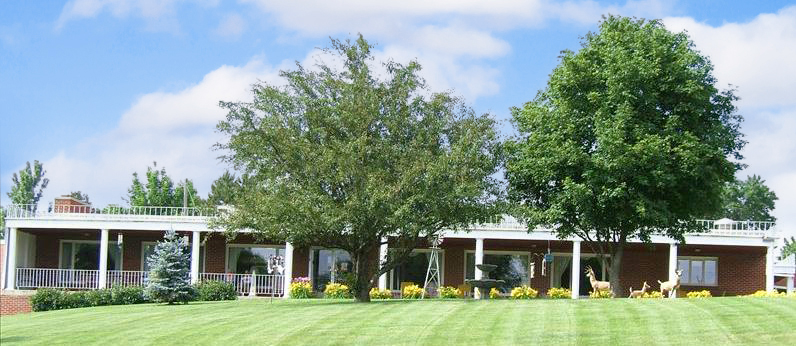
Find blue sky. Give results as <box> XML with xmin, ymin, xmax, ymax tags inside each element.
<box><xmin>1</xmin><ymin>0</ymin><xmax>795</xmax><ymax>235</ymax></box>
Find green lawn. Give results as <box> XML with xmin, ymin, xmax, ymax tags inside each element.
<box><xmin>2</xmin><ymin>297</ymin><xmax>795</xmax><ymax>345</ymax></box>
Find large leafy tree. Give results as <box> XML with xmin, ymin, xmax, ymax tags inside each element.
<box><xmin>216</xmin><ymin>36</ymin><xmax>502</xmax><ymax>302</ymax></box>
<box><xmin>206</xmin><ymin>170</ymin><xmax>246</xmax><ymax>206</ymax></box>
<box><xmin>7</xmin><ymin>160</ymin><xmax>50</xmax><ymax>212</ymax></box>
<box><xmin>126</xmin><ymin>162</ymin><xmax>201</xmax><ymax>208</ymax></box>
<box><xmin>713</xmin><ymin>174</ymin><xmax>777</xmax><ymax>222</ymax></box>
<box><xmin>505</xmin><ymin>16</ymin><xmax>745</xmax><ymax>296</ymax></box>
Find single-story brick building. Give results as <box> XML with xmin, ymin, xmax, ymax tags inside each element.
<box><xmin>2</xmin><ymin>197</ymin><xmax>794</xmax><ymax>302</ymax></box>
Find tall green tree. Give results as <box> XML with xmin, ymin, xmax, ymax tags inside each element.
<box><xmin>145</xmin><ymin>229</ymin><xmax>196</xmax><ymax>304</ymax></box>
<box><xmin>781</xmin><ymin>237</ymin><xmax>796</xmax><ymax>260</ymax></box>
<box><xmin>207</xmin><ymin>171</ymin><xmax>243</xmax><ymax>206</ymax></box>
<box><xmin>7</xmin><ymin>160</ymin><xmax>50</xmax><ymax>212</ymax></box>
<box><xmin>713</xmin><ymin>175</ymin><xmax>777</xmax><ymax>222</ymax></box>
<box><xmin>216</xmin><ymin>36</ymin><xmax>502</xmax><ymax>302</ymax></box>
<box><xmin>505</xmin><ymin>16</ymin><xmax>745</xmax><ymax>296</ymax></box>
<box><xmin>126</xmin><ymin>162</ymin><xmax>201</xmax><ymax>208</ymax></box>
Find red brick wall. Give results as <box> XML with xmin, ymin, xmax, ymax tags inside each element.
<box><xmin>677</xmin><ymin>245</ymin><xmax>766</xmax><ymax>296</ymax></box>
<box><xmin>0</xmin><ymin>293</ymin><xmax>32</xmax><ymax>315</ymax></box>
<box><xmin>434</xmin><ymin>238</ymin><xmax>767</xmax><ymax>297</ymax></box>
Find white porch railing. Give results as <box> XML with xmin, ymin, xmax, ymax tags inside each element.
<box><xmin>106</xmin><ymin>270</ymin><xmax>149</xmax><ymax>288</ymax></box>
<box><xmin>200</xmin><ymin>273</ymin><xmax>284</xmax><ymax>296</ymax></box>
<box><xmin>16</xmin><ymin>268</ymin><xmax>99</xmax><ymax>290</ymax></box>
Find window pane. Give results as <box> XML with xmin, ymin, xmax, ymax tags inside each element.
<box><xmin>704</xmin><ymin>260</ymin><xmax>717</xmax><ymax>285</ymax></box>
<box><xmin>199</xmin><ymin>246</ymin><xmax>205</xmax><ymax>273</ymax></box>
<box><xmin>465</xmin><ymin>253</ymin><xmax>475</xmax><ymax>280</ymax></box>
<box><xmin>691</xmin><ymin>260</ymin><xmax>703</xmax><ymax>284</ymax></box>
<box><xmin>108</xmin><ymin>244</ymin><xmax>122</xmax><ymax>270</ymax></box>
<box><xmin>74</xmin><ymin>243</ymin><xmax>99</xmax><ymax>270</ymax></box>
<box><xmin>678</xmin><ymin>259</ymin><xmax>691</xmax><ymax>285</ymax></box>
<box><xmin>228</xmin><ymin>247</ymin><xmax>283</xmax><ymax>274</ymax></box>
<box><xmin>483</xmin><ymin>254</ymin><xmax>530</xmax><ymax>292</ymax></box>
<box><xmin>312</xmin><ymin>249</ymin><xmax>334</xmax><ymax>291</ymax></box>
<box><xmin>60</xmin><ymin>243</ymin><xmax>73</xmax><ymax>269</ymax></box>
<box><xmin>142</xmin><ymin>244</ymin><xmax>156</xmax><ymax>272</ymax></box>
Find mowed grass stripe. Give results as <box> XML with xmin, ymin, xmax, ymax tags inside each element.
<box><xmin>2</xmin><ymin>297</ymin><xmax>795</xmax><ymax>345</ymax></box>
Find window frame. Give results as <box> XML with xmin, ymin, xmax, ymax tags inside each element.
<box><xmin>386</xmin><ymin>248</ymin><xmax>445</xmax><ymax>291</ymax></box>
<box><xmin>677</xmin><ymin>256</ymin><xmax>718</xmax><ymax>287</ymax></box>
<box><xmin>58</xmin><ymin>239</ymin><xmax>123</xmax><ymax>270</ymax></box>
<box><xmin>141</xmin><ymin>241</ymin><xmax>206</xmax><ymax>273</ymax></box>
<box><xmin>225</xmin><ymin>243</ymin><xmax>286</xmax><ymax>274</ymax></box>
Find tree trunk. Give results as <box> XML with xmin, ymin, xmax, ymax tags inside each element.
<box><xmin>351</xmin><ymin>252</ymin><xmax>376</xmax><ymax>303</ymax></box>
<box><xmin>608</xmin><ymin>245</ymin><xmax>624</xmax><ymax>297</ymax></box>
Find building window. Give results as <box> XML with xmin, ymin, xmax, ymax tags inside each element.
<box><xmin>59</xmin><ymin>241</ymin><xmax>122</xmax><ymax>270</ymax></box>
<box><xmin>226</xmin><ymin>245</ymin><xmax>284</xmax><ymax>275</ymax></box>
<box><xmin>311</xmin><ymin>249</ymin><xmax>354</xmax><ymax>292</ymax></box>
<box><xmin>677</xmin><ymin>257</ymin><xmax>717</xmax><ymax>286</ymax></box>
<box><xmin>465</xmin><ymin>252</ymin><xmax>530</xmax><ymax>293</ymax></box>
<box><xmin>386</xmin><ymin>250</ymin><xmax>443</xmax><ymax>291</ymax></box>
<box><xmin>142</xmin><ymin>242</ymin><xmax>204</xmax><ymax>273</ymax></box>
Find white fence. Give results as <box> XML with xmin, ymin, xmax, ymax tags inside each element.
<box><xmin>106</xmin><ymin>270</ymin><xmax>149</xmax><ymax>288</ymax></box>
<box><xmin>200</xmin><ymin>273</ymin><xmax>284</xmax><ymax>296</ymax></box>
<box><xmin>16</xmin><ymin>268</ymin><xmax>99</xmax><ymax>290</ymax></box>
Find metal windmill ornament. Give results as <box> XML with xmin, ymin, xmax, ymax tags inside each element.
<box><xmin>422</xmin><ymin>235</ymin><xmax>443</xmax><ymax>299</ymax></box>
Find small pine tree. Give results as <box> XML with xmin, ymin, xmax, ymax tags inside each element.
<box><xmin>146</xmin><ymin>229</ymin><xmax>196</xmax><ymax>304</ymax></box>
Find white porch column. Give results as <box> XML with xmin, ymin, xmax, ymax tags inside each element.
<box><xmin>283</xmin><ymin>242</ymin><xmax>294</xmax><ymax>298</ymax></box>
<box><xmin>474</xmin><ymin>238</ymin><xmax>484</xmax><ymax>299</ymax></box>
<box><xmin>378</xmin><ymin>237</ymin><xmax>388</xmax><ymax>290</ymax></box>
<box><xmin>190</xmin><ymin>231</ymin><xmax>201</xmax><ymax>284</ymax></box>
<box><xmin>765</xmin><ymin>245</ymin><xmax>775</xmax><ymax>292</ymax></box>
<box><xmin>98</xmin><ymin>229</ymin><xmax>109</xmax><ymax>289</ymax></box>
<box><xmin>5</xmin><ymin>228</ymin><xmax>18</xmax><ymax>290</ymax></box>
<box><xmin>787</xmin><ymin>276</ymin><xmax>794</xmax><ymax>294</ymax></box>
<box><xmin>571</xmin><ymin>240</ymin><xmax>581</xmax><ymax>299</ymax></box>
<box><xmin>668</xmin><ymin>242</ymin><xmax>678</xmax><ymax>298</ymax></box>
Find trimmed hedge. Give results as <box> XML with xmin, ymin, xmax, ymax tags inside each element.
<box><xmin>30</xmin><ymin>286</ymin><xmax>150</xmax><ymax>312</ymax></box>
<box><xmin>196</xmin><ymin>281</ymin><xmax>238</xmax><ymax>301</ymax></box>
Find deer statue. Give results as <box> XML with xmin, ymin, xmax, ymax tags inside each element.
<box><xmin>628</xmin><ymin>281</ymin><xmax>651</xmax><ymax>298</ymax></box>
<box><xmin>658</xmin><ymin>269</ymin><xmax>683</xmax><ymax>298</ymax></box>
<box><xmin>585</xmin><ymin>266</ymin><xmax>613</xmax><ymax>296</ymax></box>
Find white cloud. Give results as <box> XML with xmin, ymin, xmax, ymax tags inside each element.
<box><xmin>738</xmin><ymin>111</ymin><xmax>796</xmax><ymax>235</ymax></box>
<box><xmin>663</xmin><ymin>7</ymin><xmax>796</xmax><ymax>236</ymax></box>
<box><xmin>214</xmin><ymin>13</ymin><xmax>246</xmax><ymax>39</ymax></box>
<box><xmin>55</xmin><ymin>0</ymin><xmax>220</xmax><ymax>31</ymax></box>
<box><xmin>29</xmin><ymin>58</ymin><xmax>284</xmax><ymax>208</ymax></box>
<box><xmin>664</xmin><ymin>6</ymin><xmax>796</xmax><ymax>109</ymax></box>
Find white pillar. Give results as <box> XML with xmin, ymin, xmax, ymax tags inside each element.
<box><xmin>765</xmin><ymin>245</ymin><xmax>775</xmax><ymax>292</ymax></box>
<box><xmin>669</xmin><ymin>242</ymin><xmax>678</xmax><ymax>282</ymax></box>
<box><xmin>283</xmin><ymin>242</ymin><xmax>294</xmax><ymax>298</ymax></box>
<box><xmin>571</xmin><ymin>240</ymin><xmax>581</xmax><ymax>299</ymax></box>
<box><xmin>190</xmin><ymin>231</ymin><xmax>201</xmax><ymax>284</ymax></box>
<box><xmin>668</xmin><ymin>242</ymin><xmax>678</xmax><ymax>298</ymax></box>
<box><xmin>378</xmin><ymin>238</ymin><xmax>388</xmax><ymax>290</ymax></box>
<box><xmin>787</xmin><ymin>276</ymin><xmax>794</xmax><ymax>294</ymax></box>
<box><xmin>98</xmin><ymin>229</ymin><xmax>109</xmax><ymax>289</ymax></box>
<box><xmin>5</xmin><ymin>228</ymin><xmax>18</xmax><ymax>290</ymax></box>
<box><xmin>474</xmin><ymin>238</ymin><xmax>484</xmax><ymax>299</ymax></box>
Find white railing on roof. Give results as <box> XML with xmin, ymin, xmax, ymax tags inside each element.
<box><xmin>3</xmin><ymin>204</ymin><xmax>217</xmax><ymax>221</ymax></box>
<box><xmin>470</xmin><ymin>215</ymin><xmax>776</xmax><ymax>237</ymax></box>
<box><xmin>695</xmin><ymin>219</ymin><xmax>777</xmax><ymax>237</ymax></box>
<box><xmin>16</xmin><ymin>268</ymin><xmax>99</xmax><ymax>290</ymax></box>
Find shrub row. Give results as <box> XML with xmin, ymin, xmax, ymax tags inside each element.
<box><xmin>30</xmin><ymin>281</ymin><xmax>237</xmax><ymax>312</ymax></box>
<box><xmin>31</xmin><ymin>286</ymin><xmax>149</xmax><ymax>312</ymax></box>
